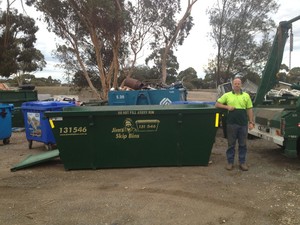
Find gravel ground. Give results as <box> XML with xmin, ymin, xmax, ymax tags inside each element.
<box><xmin>0</xmin><ymin>91</ymin><xmax>300</xmax><ymax>225</ymax></box>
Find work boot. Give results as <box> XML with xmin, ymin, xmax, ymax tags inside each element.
<box><xmin>225</xmin><ymin>163</ymin><xmax>234</xmax><ymax>171</ymax></box>
<box><xmin>239</xmin><ymin>164</ymin><xmax>249</xmax><ymax>171</ymax></box>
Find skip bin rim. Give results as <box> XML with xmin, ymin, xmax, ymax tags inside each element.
<box><xmin>45</xmin><ymin>104</ymin><xmax>220</xmax><ymax>117</ymax></box>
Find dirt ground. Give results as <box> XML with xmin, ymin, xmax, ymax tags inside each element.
<box><xmin>1</xmin><ymin>90</ymin><xmax>300</xmax><ymax>225</ymax></box>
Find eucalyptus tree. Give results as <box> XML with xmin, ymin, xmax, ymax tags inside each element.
<box><xmin>25</xmin><ymin>0</ymin><xmax>198</xmax><ymax>99</ymax></box>
<box><xmin>207</xmin><ymin>0</ymin><xmax>279</xmax><ymax>85</ymax></box>
<box><xmin>145</xmin><ymin>0</ymin><xmax>197</xmax><ymax>84</ymax></box>
<box><xmin>122</xmin><ymin>0</ymin><xmax>156</xmax><ymax>78</ymax></box>
<box><xmin>121</xmin><ymin>0</ymin><xmax>197</xmax><ymax>85</ymax></box>
<box><xmin>26</xmin><ymin>0</ymin><xmax>128</xmax><ymax>100</ymax></box>
<box><xmin>145</xmin><ymin>48</ymin><xmax>179</xmax><ymax>82</ymax></box>
<box><xmin>0</xmin><ymin>9</ymin><xmax>45</xmax><ymax>84</ymax></box>
<box><xmin>177</xmin><ymin>67</ymin><xmax>199</xmax><ymax>89</ymax></box>
<box><xmin>177</xmin><ymin>67</ymin><xmax>197</xmax><ymax>82</ymax></box>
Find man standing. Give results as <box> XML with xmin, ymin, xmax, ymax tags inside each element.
<box><xmin>215</xmin><ymin>78</ymin><xmax>254</xmax><ymax>171</ymax></box>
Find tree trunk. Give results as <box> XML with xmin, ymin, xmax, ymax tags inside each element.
<box><xmin>216</xmin><ymin>0</ymin><xmax>227</xmax><ymax>85</ymax></box>
<box><xmin>161</xmin><ymin>0</ymin><xmax>198</xmax><ymax>84</ymax></box>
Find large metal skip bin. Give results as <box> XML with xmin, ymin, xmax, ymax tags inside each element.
<box><xmin>45</xmin><ymin>104</ymin><xmax>220</xmax><ymax>170</ymax></box>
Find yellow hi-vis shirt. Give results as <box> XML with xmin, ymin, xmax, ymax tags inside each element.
<box><xmin>217</xmin><ymin>91</ymin><xmax>253</xmax><ymax>126</ymax></box>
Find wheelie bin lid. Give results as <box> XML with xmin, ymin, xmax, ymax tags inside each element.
<box><xmin>21</xmin><ymin>101</ymin><xmax>75</xmax><ymax>111</ymax></box>
<box><xmin>0</xmin><ymin>103</ymin><xmax>14</xmax><ymax>109</ymax></box>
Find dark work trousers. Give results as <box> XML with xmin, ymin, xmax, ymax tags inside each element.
<box><xmin>226</xmin><ymin>124</ymin><xmax>248</xmax><ymax>164</ymax></box>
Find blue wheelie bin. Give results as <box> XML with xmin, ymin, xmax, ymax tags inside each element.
<box><xmin>21</xmin><ymin>101</ymin><xmax>75</xmax><ymax>150</ymax></box>
<box><xmin>0</xmin><ymin>103</ymin><xmax>14</xmax><ymax>145</ymax></box>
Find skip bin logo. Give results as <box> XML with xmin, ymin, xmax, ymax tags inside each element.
<box><xmin>160</xmin><ymin>98</ymin><xmax>172</xmax><ymax>105</ymax></box>
<box><xmin>112</xmin><ymin>118</ymin><xmax>160</xmax><ymax>140</ymax></box>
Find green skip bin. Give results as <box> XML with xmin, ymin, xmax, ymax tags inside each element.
<box><xmin>45</xmin><ymin>104</ymin><xmax>220</xmax><ymax>170</ymax></box>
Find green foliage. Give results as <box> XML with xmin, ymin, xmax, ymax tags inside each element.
<box><xmin>0</xmin><ymin>9</ymin><xmax>46</xmax><ymax>78</ymax></box>
<box><xmin>243</xmin><ymin>71</ymin><xmax>261</xmax><ymax>85</ymax></box>
<box><xmin>177</xmin><ymin>67</ymin><xmax>198</xmax><ymax>89</ymax></box>
<box><xmin>118</xmin><ymin>65</ymin><xmax>165</xmax><ymax>87</ymax></box>
<box><xmin>177</xmin><ymin>67</ymin><xmax>197</xmax><ymax>81</ymax></box>
<box><xmin>145</xmin><ymin>48</ymin><xmax>179</xmax><ymax>78</ymax></box>
<box><xmin>147</xmin><ymin>0</ymin><xmax>193</xmax><ymax>49</ymax></box>
<box><xmin>130</xmin><ymin>65</ymin><xmax>158</xmax><ymax>81</ymax></box>
<box><xmin>144</xmin><ymin>0</ymin><xmax>195</xmax><ymax>83</ymax></box>
<box><xmin>26</xmin><ymin>0</ymin><xmax>129</xmax><ymax>99</ymax></box>
<box><xmin>71</xmin><ymin>70</ymin><xmax>101</xmax><ymax>89</ymax></box>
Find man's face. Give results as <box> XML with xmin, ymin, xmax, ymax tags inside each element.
<box><xmin>232</xmin><ymin>79</ymin><xmax>242</xmax><ymax>92</ymax></box>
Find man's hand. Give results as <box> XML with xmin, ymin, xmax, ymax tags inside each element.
<box><xmin>227</xmin><ymin>106</ymin><xmax>235</xmax><ymax>111</ymax></box>
<box><xmin>248</xmin><ymin>123</ymin><xmax>254</xmax><ymax>130</ymax></box>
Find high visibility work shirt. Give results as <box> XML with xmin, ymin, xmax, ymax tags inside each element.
<box><xmin>217</xmin><ymin>91</ymin><xmax>253</xmax><ymax>126</ymax></box>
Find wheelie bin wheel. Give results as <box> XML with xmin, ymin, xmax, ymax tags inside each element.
<box><xmin>45</xmin><ymin>144</ymin><xmax>52</xmax><ymax>150</ymax></box>
<box><xmin>45</xmin><ymin>143</ymin><xmax>57</xmax><ymax>150</ymax></box>
<box><xmin>28</xmin><ymin>140</ymin><xmax>33</xmax><ymax>149</ymax></box>
<box><xmin>3</xmin><ymin>138</ymin><xmax>10</xmax><ymax>145</ymax></box>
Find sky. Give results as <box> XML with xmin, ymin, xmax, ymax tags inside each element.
<box><xmin>177</xmin><ymin>0</ymin><xmax>300</xmax><ymax>77</ymax></box>
<box><xmin>1</xmin><ymin>0</ymin><xmax>300</xmax><ymax>82</ymax></box>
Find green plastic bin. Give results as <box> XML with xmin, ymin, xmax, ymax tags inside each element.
<box><xmin>0</xmin><ymin>90</ymin><xmax>38</xmax><ymax>127</ymax></box>
<box><xmin>45</xmin><ymin>104</ymin><xmax>220</xmax><ymax>170</ymax></box>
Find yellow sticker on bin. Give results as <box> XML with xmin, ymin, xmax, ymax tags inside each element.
<box><xmin>215</xmin><ymin>113</ymin><xmax>219</xmax><ymax>127</ymax></box>
<box><xmin>49</xmin><ymin>119</ymin><xmax>54</xmax><ymax>129</ymax></box>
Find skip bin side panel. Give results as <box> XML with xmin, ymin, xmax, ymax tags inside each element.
<box><xmin>93</xmin><ymin>113</ymin><xmax>179</xmax><ymax>168</ymax></box>
<box><xmin>179</xmin><ymin>111</ymin><xmax>218</xmax><ymax>165</ymax></box>
<box><xmin>50</xmin><ymin>116</ymin><xmax>95</xmax><ymax>170</ymax></box>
